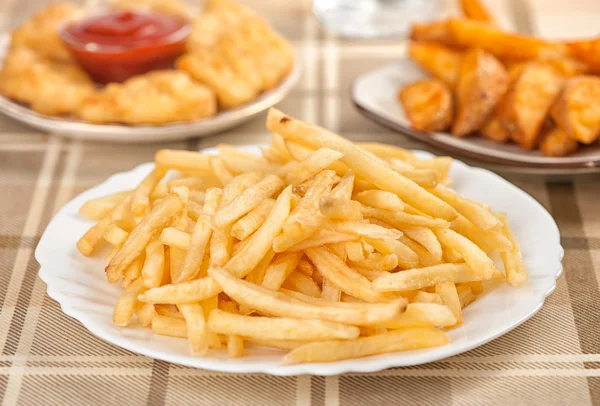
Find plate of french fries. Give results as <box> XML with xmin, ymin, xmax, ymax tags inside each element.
<box><xmin>35</xmin><ymin>109</ymin><xmax>562</xmax><ymax>375</ymax></box>
<box><xmin>353</xmin><ymin>0</ymin><xmax>600</xmax><ymax>172</ymax></box>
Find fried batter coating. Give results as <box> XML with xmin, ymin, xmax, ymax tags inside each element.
<box><xmin>109</xmin><ymin>0</ymin><xmax>191</xmax><ymax>19</ymax></box>
<box><xmin>0</xmin><ymin>47</ymin><xmax>95</xmax><ymax>115</ymax></box>
<box><xmin>77</xmin><ymin>70</ymin><xmax>217</xmax><ymax>124</ymax></box>
<box><xmin>10</xmin><ymin>2</ymin><xmax>85</xmax><ymax>62</ymax></box>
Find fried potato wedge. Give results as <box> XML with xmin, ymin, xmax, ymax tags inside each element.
<box><xmin>500</xmin><ymin>60</ymin><xmax>567</xmax><ymax>149</ymax></box>
<box><xmin>540</xmin><ymin>127</ymin><xmax>579</xmax><ymax>157</ymax></box>
<box><xmin>399</xmin><ymin>79</ymin><xmax>454</xmax><ymax>132</ymax></box>
<box><xmin>480</xmin><ymin>116</ymin><xmax>510</xmax><ymax>143</ymax></box>
<box><xmin>459</xmin><ymin>0</ymin><xmax>494</xmax><ymax>23</ymax></box>
<box><xmin>409</xmin><ymin>20</ymin><xmax>453</xmax><ymax>44</ymax></box>
<box><xmin>452</xmin><ymin>49</ymin><xmax>509</xmax><ymax>136</ymax></box>
<box><xmin>551</xmin><ymin>75</ymin><xmax>600</xmax><ymax>144</ymax></box>
<box><xmin>408</xmin><ymin>43</ymin><xmax>463</xmax><ymax>88</ymax></box>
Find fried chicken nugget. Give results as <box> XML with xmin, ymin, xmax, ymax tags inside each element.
<box><xmin>77</xmin><ymin>70</ymin><xmax>216</xmax><ymax>125</ymax></box>
<box><xmin>10</xmin><ymin>2</ymin><xmax>85</xmax><ymax>62</ymax></box>
<box><xmin>0</xmin><ymin>47</ymin><xmax>95</xmax><ymax>116</ymax></box>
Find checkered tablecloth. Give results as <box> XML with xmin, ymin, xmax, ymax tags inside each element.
<box><xmin>0</xmin><ymin>0</ymin><xmax>599</xmax><ymax>405</ymax></box>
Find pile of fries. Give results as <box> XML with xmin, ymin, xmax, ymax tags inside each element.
<box><xmin>400</xmin><ymin>0</ymin><xmax>600</xmax><ymax>157</ymax></box>
<box><xmin>76</xmin><ymin>108</ymin><xmax>526</xmax><ymax>364</ymax></box>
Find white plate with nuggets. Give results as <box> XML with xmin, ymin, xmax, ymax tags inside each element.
<box><xmin>0</xmin><ymin>34</ymin><xmax>301</xmax><ymax>143</ymax></box>
<box><xmin>352</xmin><ymin>59</ymin><xmax>600</xmax><ymax>174</ymax></box>
<box><xmin>35</xmin><ymin>145</ymin><xmax>563</xmax><ymax>375</ymax></box>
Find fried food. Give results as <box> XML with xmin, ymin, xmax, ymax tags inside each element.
<box><xmin>399</xmin><ymin>79</ymin><xmax>453</xmax><ymax>132</ymax></box>
<box><xmin>459</xmin><ymin>0</ymin><xmax>494</xmax><ymax>23</ymax></box>
<box><xmin>480</xmin><ymin>116</ymin><xmax>510</xmax><ymax>143</ymax></box>
<box><xmin>109</xmin><ymin>0</ymin><xmax>191</xmax><ymax>19</ymax></box>
<box><xmin>500</xmin><ymin>60</ymin><xmax>567</xmax><ymax>149</ymax></box>
<box><xmin>77</xmin><ymin>110</ymin><xmax>527</xmax><ymax>364</ymax></box>
<box><xmin>77</xmin><ymin>70</ymin><xmax>217</xmax><ymax>124</ymax></box>
<box><xmin>551</xmin><ymin>75</ymin><xmax>600</xmax><ymax>144</ymax></box>
<box><xmin>539</xmin><ymin>127</ymin><xmax>579</xmax><ymax>157</ymax></box>
<box><xmin>0</xmin><ymin>47</ymin><xmax>95</xmax><ymax>116</ymax></box>
<box><xmin>408</xmin><ymin>43</ymin><xmax>463</xmax><ymax>88</ymax></box>
<box><xmin>452</xmin><ymin>49</ymin><xmax>508</xmax><ymax>136</ymax></box>
<box><xmin>10</xmin><ymin>2</ymin><xmax>85</xmax><ymax>62</ymax></box>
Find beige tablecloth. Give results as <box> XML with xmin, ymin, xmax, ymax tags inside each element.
<box><xmin>0</xmin><ymin>0</ymin><xmax>599</xmax><ymax>405</ymax></box>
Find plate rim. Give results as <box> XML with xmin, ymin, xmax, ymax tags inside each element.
<box><xmin>351</xmin><ymin>59</ymin><xmax>600</xmax><ymax>171</ymax></box>
<box><xmin>0</xmin><ymin>33</ymin><xmax>302</xmax><ymax>143</ymax></box>
<box><xmin>35</xmin><ymin>146</ymin><xmax>564</xmax><ymax>375</ymax></box>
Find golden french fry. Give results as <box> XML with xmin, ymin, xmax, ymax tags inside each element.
<box><xmin>288</xmin><ymin>229</ymin><xmax>358</xmax><ymax>252</ymax></box>
<box><xmin>135</xmin><ymin>302</ymin><xmax>155</xmax><ymax>327</ymax></box>
<box><xmin>103</xmin><ymin>223</ymin><xmax>129</xmax><ymax>247</ymax></box>
<box><xmin>345</xmin><ymin>241</ymin><xmax>366</xmax><ymax>262</ymax></box>
<box><xmin>218</xmin><ymin>144</ymin><xmax>275</xmax><ymax>173</ymax></box>
<box><xmin>388</xmin><ymin>159</ymin><xmax>441</xmax><ymax>189</ymax></box>
<box><xmin>140</xmin><ymin>276</ymin><xmax>222</xmax><ymax>304</ymax></box>
<box><xmin>373</xmin><ymin>263</ymin><xmax>485</xmax><ymax>292</ymax></box>
<box><xmin>155</xmin><ymin>150</ymin><xmax>212</xmax><ymax>176</ymax></box>
<box><xmin>399</xmin><ymin>226</ymin><xmax>442</xmax><ymax>262</ymax></box>
<box><xmin>207</xmin><ymin>309</ymin><xmax>360</xmax><ymax>341</ymax></box>
<box><xmin>76</xmin><ymin>195</ymin><xmax>132</xmax><ymax>256</ymax></box>
<box><xmin>244</xmin><ymin>337</ymin><xmax>308</xmax><ymax>351</ymax></box>
<box><xmin>267</xmin><ymin>108</ymin><xmax>457</xmax><ymax>221</ymax></box>
<box><xmin>283</xmin><ymin>328</ymin><xmax>448</xmax><ymax>364</ymax></box>
<box><xmin>159</xmin><ymin>227</ymin><xmax>191</xmax><ymax>250</ymax></box>
<box><xmin>209</xmin><ymin>156</ymin><xmax>234</xmax><ymax>187</ymax></box>
<box><xmin>113</xmin><ymin>277</ymin><xmax>146</xmax><ymax>327</ymax></box>
<box><xmin>227</xmin><ymin>335</ymin><xmax>244</xmax><ymax>358</ymax></box>
<box><xmin>329</xmin><ymin>169</ymin><xmax>355</xmax><ymax>199</ymax></box>
<box><xmin>213</xmin><ymin>174</ymin><xmax>285</xmax><ymax>229</ymax></box>
<box><xmin>457</xmin><ymin>284</ymin><xmax>476</xmax><ymax>308</ymax></box>
<box><xmin>282</xmin><ymin>271</ymin><xmax>322</xmax><ymax>297</ymax></box>
<box><xmin>106</xmin><ymin>195</ymin><xmax>183</xmax><ymax>284</ymax></box>
<box><xmin>450</xmin><ymin>214</ymin><xmax>512</xmax><ymax>253</ymax></box>
<box><xmin>210</xmin><ymin>266</ymin><xmax>405</xmax><ymax>325</ymax></box>
<box><xmin>231</xmin><ymin>198</ymin><xmax>275</xmax><ymax>240</ymax></box>
<box><xmin>122</xmin><ymin>255</ymin><xmax>144</xmax><ymax>288</ymax></box>
<box><xmin>353</xmin><ymin>267</ymin><xmax>387</xmax><ymax>282</ymax></box>
<box><xmin>433</xmin><ymin>228</ymin><xmax>497</xmax><ymax>279</ymax></box>
<box><xmin>353</xmin><ymin>190</ymin><xmax>404</xmax><ymax>212</ymax></box>
<box><xmin>318</xmin><ymin>197</ymin><xmax>362</xmax><ymax>220</ymax></box>
<box><xmin>349</xmin><ymin>253</ymin><xmax>398</xmax><ymax>272</ymax></box>
<box><xmin>321</xmin><ymin>278</ymin><xmax>341</xmax><ymax>302</ymax></box>
<box><xmin>262</xmin><ymin>252</ymin><xmax>303</xmax><ymax>290</ymax></box>
<box><xmin>178</xmin><ymin>303</ymin><xmax>209</xmax><ymax>356</ymax></box>
<box><xmin>435</xmin><ymin>282</ymin><xmax>463</xmax><ymax>327</ymax></box>
<box><xmin>155</xmin><ymin>304</ymin><xmax>184</xmax><ymax>319</ymax></box>
<box><xmin>365</xmin><ymin>237</ymin><xmax>420</xmax><ymax>269</ymax></box>
<box><xmin>284</xmin><ymin>148</ymin><xmax>344</xmax><ymax>185</ymax></box>
<box><xmin>296</xmin><ymin>260</ymin><xmax>313</xmax><ymax>276</ymax></box>
<box><xmin>377</xmin><ymin>303</ymin><xmax>456</xmax><ymax>329</ymax></box>
<box><xmin>325</xmin><ymin>220</ymin><xmax>402</xmax><ymax>240</ymax></box>
<box><xmin>131</xmin><ymin>167</ymin><xmax>167</xmax><ymax>216</ymax></box>
<box><xmin>152</xmin><ymin>314</ymin><xmax>187</xmax><ymax>338</ymax></box>
<box><xmin>244</xmin><ymin>249</ymin><xmax>275</xmax><ymax>286</ymax></box>
<box><xmin>305</xmin><ymin>247</ymin><xmax>396</xmax><ymax>303</ymax></box>
<box><xmin>361</xmin><ymin>206</ymin><xmax>449</xmax><ymax>228</ymax></box>
<box><xmin>497</xmin><ymin>213</ymin><xmax>528</xmax><ymax>286</ymax></box>
<box><xmin>78</xmin><ymin>191</ymin><xmax>130</xmax><ymax>221</ymax></box>
<box><xmin>225</xmin><ymin>185</ymin><xmax>292</xmax><ymax>278</ymax></box>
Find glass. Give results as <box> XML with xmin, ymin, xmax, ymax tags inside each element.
<box><xmin>313</xmin><ymin>0</ymin><xmax>440</xmax><ymax>39</ymax></box>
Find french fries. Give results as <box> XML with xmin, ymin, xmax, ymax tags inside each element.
<box><xmin>77</xmin><ymin>110</ymin><xmax>526</xmax><ymax>364</ymax></box>
<box><xmin>399</xmin><ymin>79</ymin><xmax>454</xmax><ymax>132</ymax></box>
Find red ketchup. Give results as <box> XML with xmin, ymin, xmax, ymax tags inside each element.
<box><xmin>61</xmin><ymin>11</ymin><xmax>190</xmax><ymax>83</ymax></box>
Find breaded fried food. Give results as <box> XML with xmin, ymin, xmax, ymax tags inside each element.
<box><xmin>0</xmin><ymin>47</ymin><xmax>95</xmax><ymax>115</ymax></box>
<box><xmin>77</xmin><ymin>70</ymin><xmax>216</xmax><ymax>124</ymax></box>
<box><xmin>551</xmin><ymin>75</ymin><xmax>600</xmax><ymax>144</ymax></box>
<box><xmin>178</xmin><ymin>17</ymin><xmax>293</xmax><ymax>108</ymax></box>
<box><xmin>399</xmin><ymin>79</ymin><xmax>453</xmax><ymax>132</ymax></box>
<box><xmin>10</xmin><ymin>2</ymin><xmax>85</xmax><ymax>62</ymax></box>
<box><xmin>109</xmin><ymin>0</ymin><xmax>191</xmax><ymax>19</ymax></box>
<box><xmin>452</xmin><ymin>49</ymin><xmax>508</xmax><ymax>137</ymax></box>
<box><xmin>500</xmin><ymin>60</ymin><xmax>567</xmax><ymax>149</ymax></box>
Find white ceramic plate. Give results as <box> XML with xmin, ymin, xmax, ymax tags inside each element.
<box><xmin>352</xmin><ymin>58</ymin><xmax>600</xmax><ymax>173</ymax></box>
<box><xmin>0</xmin><ymin>34</ymin><xmax>301</xmax><ymax>143</ymax></box>
<box><xmin>35</xmin><ymin>145</ymin><xmax>563</xmax><ymax>375</ymax></box>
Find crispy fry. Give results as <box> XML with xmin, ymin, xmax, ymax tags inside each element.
<box><xmin>377</xmin><ymin>303</ymin><xmax>456</xmax><ymax>329</ymax></box>
<box><xmin>350</xmin><ymin>253</ymin><xmax>398</xmax><ymax>272</ymax></box>
<box><xmin>365</xmin><ymin>237</ymin><xmax>420</xmax><ymax>269</ymax></box>
<box><xmin>450</xmin><ymin>215</ymin><xmax>512</xmax><ymax>253</ymax></box>
<box><xmin>457</xmin><ymin>284</ymin><xmax>477</xmax><ymax>308</ymax></box>
<box><xmin>433</xmin><ymin>228</ymin><xmax>497</xmax><ymax>279</ymax></box>
<box><xmin>319</xmin><ymin>197</ymin><xmax>362</xmax><ymax>220</ymax></box>
<box><xmin>152</xmin><ymin>314</ymin><xmax>187</xmax><ymax>338</ymax></box>
<box><xmin>283</xmin><ymin>328</ymin><xmax>448</xmax><ymax>364</ymax></box>
<box><xmin>282</xmin><ymin>271</ymin><xmax>322</xmax><ymax>297</ymax></box>
<box><xmin>209</xmin><ymin>156</ymin><xmax>234</xmax><ymax>187</ymax></box>
<box><xmin>413</xmin><ymin>291</ymin><xmax>443</xmax><ymax>305</ymax></box>
<box><xmin>155</xmin><ymin>150</ymin><xmax>212</xmax><ymax>176</ymax></box>
<box><xmin>283</xmin><ymin>148</ymin><xmax>344</xmax><ymax>185</ymax></box>
<box><xmin>497</xmin><ymin>213</ymin><xmax>528</xmax><ymax>286</ymax></box>
<box><xmin>231</xmin><ymin>198</ymin><xmax>275</xmax><ymax>240</ymax></box>
<box><xmin>104</xmin><ymin>224</ymin><xmax>129</xmax><ymax>248</ymax></box>
<box><xmin>140</xmin><ymin>276</ymin><xmax>222</xmax><ymax>304</ymax></box>
<box><xmin>178</xmin><ymin>303</ymin><xmax>209</xmax><ymax>356</ymax></box>
<box><xmin>436</xmin><ymin>282</ymin><xmax>463</xmax><ymax>327</ymax></box>
<box><xmin>113</xmin><ymin>277</ymin><xmax>146</xmax><ymax>327</ymax></box>
<box><xmin>399</xmin><ymin>79</ymin><xmax>454</xmax><ymax>132</ymax></box>
<box><xmin>388</xmin><ymin>159</ymin><xmax>441</xmax><ymax>188</ymax></box>
<box><xmin>78</xmin><ymin>191</ymin><xmax>130</xmax><ymax>221</ymax></box>
<box><xmin>372</xmin><ymin>263</ymin><xmax>485</xmax><ymax>292</ymax></box>
<box><xmin>459</xmin><ymin>0</ymin><xmax>494</xmax><ymax>22</ymax></box>
<box><xmin>288</xmin><ymin>229</ymin><xmax>358</xmax><ymax>252</ymax></box>
<box><xmin>540</xmin><ymin>127</ymin><xmax>579</xmax><ymax>157</ymax></box>
<box><xmin>362</xmin><ymin>206</ymin><xmax>449</xmax><ymax>228</ymax></box>
<box><xmin>353</xmin><ymin>190</ymin><xmax>404</xmax><ymax>212</ymax></box>
<box><xmin>262</xmin><ymin>252</ymin><xmax>303</xmax><ymax>290</ymax></box>
<box><xmin>207</xmin><ymin>309</ymin><xmax>360</xmax><ymax>341</ymax></box>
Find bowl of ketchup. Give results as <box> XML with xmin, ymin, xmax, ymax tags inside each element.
<box><xmin>61</xmin><ymin>11</ymin><xmax>190</xmax><ymax>84</ymax></box>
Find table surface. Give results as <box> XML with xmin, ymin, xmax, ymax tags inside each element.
<box><xmin>1</xmin><ymin>0</ymin><xmax>600</xmax><ymax>405</ymax></box>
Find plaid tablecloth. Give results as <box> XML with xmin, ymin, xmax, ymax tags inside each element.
<box><xmin>0</xmin><ymin>0</ymin><xmax>599</xmax><ymax>405</ymax></box>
